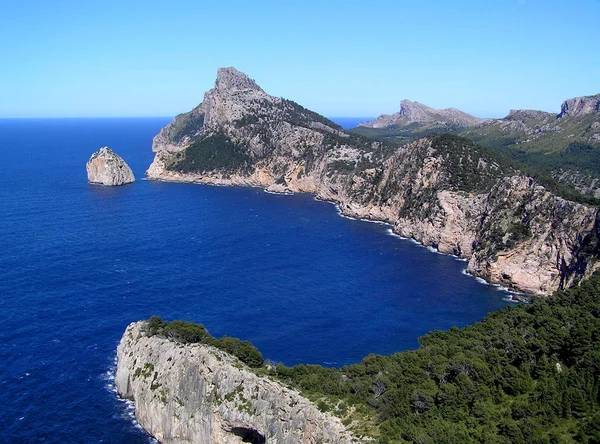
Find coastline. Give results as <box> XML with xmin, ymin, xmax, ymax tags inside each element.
<box><xmin>145</xmin><ymin>170</ymin><xmax>527</xmax><ymax>300</ymax></box>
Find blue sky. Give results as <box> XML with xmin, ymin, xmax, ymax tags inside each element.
<box><xmin>1</xmin><ymin>0</ymin><xmax>598</xmax><ymax>118</ymax></box>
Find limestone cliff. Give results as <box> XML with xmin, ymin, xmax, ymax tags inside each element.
<box><xmin>558</xmin><ymin>94</ymin><xmax>600</xmax><ymax>118</ymax></box>
<box><xmin>115</xmin><ymin>322</ymin><xmax>358</xmax><ymax>444</ymax></box>
<box><xmin>87</xmin><ymin>147</ymin><xmax>135</xmax><ymax>186</ymax></box>
<box><xmin>147</xmin><ymin>68</ymin><xmax>600</xmax><ymax>295</ymax></box>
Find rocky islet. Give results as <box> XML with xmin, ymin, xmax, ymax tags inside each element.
<box><xmin>86</xmin><ymin>146</ymin><xmax>135</xmax><ymax>186</ymax></box>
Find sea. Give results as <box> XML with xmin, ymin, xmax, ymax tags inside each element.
<box><xmin>0</xmin><ymin>117</ymin><xmax>513</xmax><ymax>442</ymax></box>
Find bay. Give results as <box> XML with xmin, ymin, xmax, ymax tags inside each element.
<box><xmin>0</xmin><ymin>118</ymin><xmax>511</xmax><ymax>442</ymax></box>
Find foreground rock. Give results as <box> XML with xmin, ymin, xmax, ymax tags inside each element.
<box><xmin>86</xmin><ymin>147</ymin><xmax>135</xmax><ymax>186</ymax></box>
<box><xmin>116</xmin><ymin>321</ymin><xmax>358</xmax><ymax>444</ymax></box>
<box><xmin>147</xmin><ymin>68</ymin><xmax>600</xmax><ymax>295</ymax></box>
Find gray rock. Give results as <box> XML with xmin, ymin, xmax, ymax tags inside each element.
<box><xmin>116</xmin><ymin>322</ymin><xmax>360</xmax><ymax>444</ymax></box>
<box><xmin>86</xmin><ymin>147</ymin><xmax>134</xmax><ymax>186</ymax></box>
<box><xmin>558</xmin><ymin>94</ymin><xmax>600</xmax><ymax>118</ymax></box>
<box><xmin>359</xmin><ymin>100</ymin><xmax>487</xmax><ymax>128</ymax></box>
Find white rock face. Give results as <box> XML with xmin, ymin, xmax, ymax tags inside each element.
<box><xmin>86</xmin><ymin>147</ymin><xmax>135</xmax><ymax>186</ymax></box>
<box><xmin>116</xmin><ymin>322</ymin><xmax>359</xmax><ymax>444</ymax></box>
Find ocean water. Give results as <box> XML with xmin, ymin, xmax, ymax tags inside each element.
<box><xmin>329</xmin><ymin>116</ymin><xmax>372</xmax><ymax>129</ymax></box>
<box><xmin>0</xmin><ymin>118</ymin><xmax>512</xmax><ymax>442</ymax></box>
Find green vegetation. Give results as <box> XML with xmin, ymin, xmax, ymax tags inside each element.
<box><xmin>351</xmin><ymin>111</ymin><xmax>600</xmax><ymax>205</ymax></box>
<box><xmin>351</xmin><ymin>122</ymin><xmax>465</xmax><ymax>145</ymax></box>
<box><xmin>145</xmin><ymin>274</ymin><xmax>600</xmax><ymax>442</ymax></box>
<box><xmin>280</xmin><ymin>98</ymin><xmax>343</xmax><ymax>131</ymax></box>
<box><xmin>169</xmin><ymin>112</ymin><xmax>205</xmax><ymax>143</ymax></box>
<box><xmin>267</xmin><ymin>273</ymin><xmax>600</xmax><ymax>443</ymax></box>
<box><xmin>146</xmin><ymin>316</ymin><xmax>264</xmax><ymax>368</ymax></box>
<box><xmin>167</xmin><ymin>133</ymin><xmax>251</xmax><ymax>173</ymax></box>
<box><xmin>429</xmin><ymin>134</ymin><xmax>515</xmax><ymax>193</ymax></box>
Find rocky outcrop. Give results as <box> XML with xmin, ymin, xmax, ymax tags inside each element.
<box><xmin>358</xmin><ymin>100</ymin><xmax>487</xmax><ymax>129</ymax></box>
<box><xmin>86</xmin><ymin>147</ymin><xmax>135</xmax><ymax>186</ymax></box>
<box><xmin>115</xmin><ymin>322</ymin><xmax>358</xmax><ymax>444</ymax></box>
<box><xmin>467</xmin><ymin>176</ymin><xmax>599</xmax><ymax>294</ymax></box>
<box><xmin>147</xmin><ymin>68</ymin><xmax>600</xmax><ymax>296</ymax></box>
<box><xmin>558</xmin><ymin>94</ymin><xmax>600</xmax><ymax>118</ymax></box>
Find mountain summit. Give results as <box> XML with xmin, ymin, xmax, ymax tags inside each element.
<box><xmin>558</xmin><ymin>93</ymin><xmax>600</xmax><ymax>118</ymax></box>
<box><xmin>359</xmin><ymin>100</ymin><xmax>487</xmax><ymax>129</ymax></box>
<box><xmin>214</xmin><ymin>67</ymin><xmax>263</xmax><ymax>93</ymax></box>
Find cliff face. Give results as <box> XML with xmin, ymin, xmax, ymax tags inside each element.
<box><xmin>86</xmin><ymin>147</ymin><xmax>135</xmax><ymax>186</ymax></box>
<box><xmin>147</xmin><ymin>68</ymin><xmax>600</xmax><ymax>296</ymax></box>
<box><xmin>558</xmin><ymin>94</ymin><xmax>600</xmax><ymax>118</ymax></box>
<box><xmin>115</xmin><ymin>322</ymin><xmax>358</xmax><ymax>444</ymax></box>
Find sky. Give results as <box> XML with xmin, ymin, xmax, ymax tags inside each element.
<box><xmin>1</xmin><ymin>0</ymin><xmax>598</xmax><ymax>118</ymax></box>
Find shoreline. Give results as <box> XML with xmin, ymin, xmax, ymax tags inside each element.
<box><xmin>146</xmin><ymin>171</ymin><xmax>528</xmax><ymax>300</ymax></box>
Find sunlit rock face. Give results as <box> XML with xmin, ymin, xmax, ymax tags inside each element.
<box><xmin>86</xmin><ymin>146</ymin><xmax>135</xmax><ymax>186</ymax></box>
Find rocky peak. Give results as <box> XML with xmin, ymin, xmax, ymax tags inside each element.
<box><xmin>558</xmin><ymin>94</ymin><xmax>600</xmax><ymax>118</ymax></box>
<box><xmin>398</xmin><ymin>99</ymin><xmax>435</xmax><ymax>122</ymax></box>
<box><xmin>359</xmin><ymin>100</ymin><xmax>486</xmax><ymax>128</ymax></box>
<box><xmin>214</xmin><ymin>67</ymin><xmax>263</xmax><ymax>93</ymax></box>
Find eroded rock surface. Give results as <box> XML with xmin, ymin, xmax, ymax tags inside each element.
<box><xmin>116</xmin><ymin>322</ymin><xmax>358</xmax><ymax>444</ymax></box>
<box><xmin>86</xmin><ymin>147</ymin><xmax>135</xmax><ymax>186</ymax></box>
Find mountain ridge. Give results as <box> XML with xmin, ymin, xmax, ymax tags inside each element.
<box><xmin>147</xmin><ymin>67</ymin><xmax>600</xmax><ymax>296</ymax></box>
<box><xmin>353</xmin><ymin>93</ymin><xmax>600</xmax><ymax>199</ymax></box>
<box><xmin>358</xmin><ymin>99</ymin><xmax>487</xmax><ymax>129</ymax></box>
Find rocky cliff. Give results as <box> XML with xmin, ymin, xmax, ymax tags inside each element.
<box><xmin>86</xmin><ymin>147</ymin><xmax>135</xmax><ymax>186</ymax></box>
<box><xmin>115</xmin><ymin>321</ymin><xmax>358</xmax><ymax>444</ymax></box>
<box><xmin>358</xmin><ymin>100</ymin><xmax>486</xmax><ymax>129</ymax></box>
<box><xmin>558</xmin><ymin>94</ymin><xmax>600</xmax><ymax>118</ymax></box>
<box><xmin>353</xmin><ymin>94</ymin><xmax>600</xmax><ymax>199</ymax></box>
<box><xmin>147</xmin><ymin>68</ymin><xmax>600</xmax><ymax>295</ymax></box>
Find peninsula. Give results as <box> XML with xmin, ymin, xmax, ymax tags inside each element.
<box><xmin>146</xmin><ymin>67</ymin><xmax>600</xmax><ymax>296</ymax></box>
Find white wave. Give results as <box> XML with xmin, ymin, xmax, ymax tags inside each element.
<box><xmin>461</xmin><ymin>269</ymin><xmax>524</xmax><ymax>301</ymax></box>
<box><xmin>461</xmin><ymin>268</ymin><xmax>488</xmax><ymax>285</ymax></box>
<box><xmin>105</xmin><ymin>353</ymin><xmax>157</xmax><ymax>442</ymax></box>
<box><xmin>385</xmin><ymin>228</ymin><xmax>407</xmax><ymax>239</ymax></box>
<box><xmin>263</xmin><ymin>189</ymin><xmax>293</xmax><ymax>196</ymax></box>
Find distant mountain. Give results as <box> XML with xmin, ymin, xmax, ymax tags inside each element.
<box><xmin>461</xmin><ymin>93</ymin><xmax>600</xmax><ymax>197</ymax></box>
<box><xmin>147</xmin><ymin>67</ymin><xmax>600</xmax><ymax>297</ymax></box>
<box><xmin>358</xmin><ymin>99</ymin><xmax>487</xmax><ymax>129</ymax></box>
<box><xmin>352</xmin><ymin>94</ymin><xmax>600</xmax><ymax>199</ymax></box>
<box><xmin>559</xmin><ymin>94</ymin><xmax>600</xmax><ymax>118</ymax></box>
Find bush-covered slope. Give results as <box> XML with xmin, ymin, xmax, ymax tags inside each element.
<box><xmin>146</xmin><ymin>272</ymin><xmax>600</xmax><ymax>442</ymax></box>
<box><xmin>146</xmin><ymin>316</ymin><xmax>264</xmax><ymax>368</ymax></box>
<box><xmin>269</xmin><ymin>274</ymin><xmax>600</xmax><ymax>443</ymax></box>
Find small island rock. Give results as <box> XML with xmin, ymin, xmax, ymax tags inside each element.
<box><xmin>86</xmin><ymin>147</ymin><xmax>135</xmax><ymax>186</ymax></box>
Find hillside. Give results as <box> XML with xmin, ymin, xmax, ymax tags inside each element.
<box><xmin>118</xmin><ymin>273</ymin><xmax>600</xmax><ymax>443</ymax></box>
<box><xmin>353</xmin><ymin>95</ymin><xmax>600</xmax><ymax>199</ymax></box>
<box><xmin>353</xmin><ymin>100</ymin><xmax>485</xmax><ymax>144</ymax></box>
<box><xmin>272</xmin><ymin>271</ymin><xmax>600</xmax><ymax>443</ymax></box>
<box><xmin>146</xmin><ymin>68</ymin><xmax>600</xmax><ymax>295</ymax></box>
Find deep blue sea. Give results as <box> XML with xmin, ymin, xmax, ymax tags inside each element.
<box><xmin>0</xmin><ymin>118</ymin><xmax>512</xmax><ymax>442</ymax></box>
